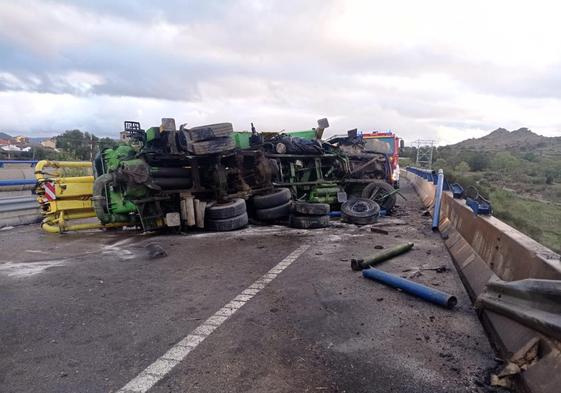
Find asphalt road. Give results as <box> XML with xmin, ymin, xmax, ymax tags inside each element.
<box><xmin>0</xmin><ymin>181</ymin><xmax>498</xmax><ymax>392</ymax></box>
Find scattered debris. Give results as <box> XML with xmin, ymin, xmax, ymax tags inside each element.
<box><xmin>362</xmin><ymin>268</ymin><xmax>457</xmax><ymax>309</ymax></box>
<box><xmin>370</xmin><ymin>227</ymin><xmax>389</xmax><ymax>235</ymax></box>
<box><xmin>351</xmin><ymin>242</ymin><xmax>414</xmax><ymax>271</ymax></box>
<box><xmin>372</xmin><ymin>219</ymin><xmax>408</xmax><ymax>227</ymax></box>
<box><xmin>145</xmin><ymin>243</ymin><xmax>167</xmax><ymax>259</ymax></box>
<box><xmin>490</xmin><ymin>337</ymin><xmax>540</xmax><ymax>389</ymax></box>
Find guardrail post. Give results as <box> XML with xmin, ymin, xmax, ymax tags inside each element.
<box><xmin>432</xmin><ymin>169</ymin><xmax>444</xmax><ymax>231</ymax></box>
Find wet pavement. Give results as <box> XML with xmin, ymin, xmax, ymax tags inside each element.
<box><xmin>0</xmin><ymin>181</ymin><xmax>498</xmax><ymax>392</ymax></box>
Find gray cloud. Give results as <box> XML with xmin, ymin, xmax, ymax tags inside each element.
<box><xmin>0</xmin><ymin>0</ymin><xmax>560</xmax><ymax>142</ymax></box>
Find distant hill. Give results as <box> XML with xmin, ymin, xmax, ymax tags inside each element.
<box><xmin>443</xmin><ymin>128</ymin><xmax>561</xmax><ymax>156</ymax></box>
<box><xmin>0</xmin><ymin>132</ymin><xmax>12</xmax><ymax>140</ymax></box>
<box><xmin>29</xmin><ymin>137</ymin><xmax>51</xmax><ymax>145</ymax></box>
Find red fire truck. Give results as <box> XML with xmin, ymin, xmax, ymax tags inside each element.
<box><xmin>362</xmin><ymin>131</ymin><xmax>401</xmax><ymax>188</ymax></box>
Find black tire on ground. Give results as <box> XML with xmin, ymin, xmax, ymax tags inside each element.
<box><xmin>205</xmin><ymin>212</ymin><xmax>248</xmax><ymax>231</ymax></box>
<box><xmin>289</xmin><ymin>214</ymin><xmax>330</xmax><ymax>229</ymax></box>
<box><xmin>252</xmin><ymin>188</ymin><xmax>291</xmax><ymax>209</ymax></box>
<box><xmin>188</xmin><ymin>136</ymin><xmax>235</xmax><ymax>155</ymax></box>
<box><xmin>206</xmin><ymin>198</ymin><xmax>246</xmax><ymax>220</ymax></box>
<box><xmin>341</xmin><ymin>212</ymin><xmax>378</xmax><ymax>225</ymax></box>
<box><xmin>361</xmin><ymin>180</ymin><xmax>396</xmax><ymax>211</ymax></box>
<box><xmin>292</xmin><ymin>201</ymin><xmax>330</xmax><ymax>216</ymax></box>
<box><xmin>341</xmin><ymin>198</ymin><xmax>380</xmax><ymax>225</ymax></box>
<box><xmin>255</xmin><ymin>201</ymin><xmax>291</xmax><ymax>220</ymax></box>
<box><xmin>188</xmin><ymin>123</ymin><xmax>233</xmax><ymax>142</ymax></box>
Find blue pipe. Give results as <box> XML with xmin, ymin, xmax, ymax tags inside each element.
<box><xmin>0</xmin><ymin>179</ymin><xmax>36</xmax><ymax>186</ymax></box>
<box><xmin>329</xmin><ymin>211</ymin><xmax>341</xmax><ymax>217</ymax></box>
<box><xmin>432</xmin><ymin>169</ymin><xmax>444</xmax><ymax>231</ymax></box>
<box><xmin>362</xmin><ymin>268</ymin><xmax>457</xmax><ymax>309</ymax></box>
<box><xmin>0</xmin><ymin>160</ymin><xmax>38</xmax><ymax>168</ymax></box>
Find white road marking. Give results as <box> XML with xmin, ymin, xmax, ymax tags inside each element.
<box><xmin>117</xmin><ymin>244</ymin><xmax>310</xmax><ymax>393</ymax></box>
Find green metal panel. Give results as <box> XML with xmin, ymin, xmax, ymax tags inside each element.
<box><xmin>146</xmin><ymin>127</ymin><xmax>159</xmax><ymax>142</ymax></box>
<box><xmin>286</xmin><ymin>129</ymin><xmax>317</xmax><ymax>140</ymax></box>
<box><xmin>233</xmin><ymin>132</ymin><xmax>251</xmax><ymax>149</ymax></box>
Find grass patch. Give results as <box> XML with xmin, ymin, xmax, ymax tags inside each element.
<box><xmin>490</xmin><ymin>189</ymin><xmax>561</xmax><ymax>253</ymax></box>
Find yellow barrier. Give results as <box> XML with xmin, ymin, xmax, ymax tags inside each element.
<box><xmin>34</xmin><ymin>160</ymin><xmax>129</xmax><ymax>233</ymax></box>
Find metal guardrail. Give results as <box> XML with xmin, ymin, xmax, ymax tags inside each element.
<box><xmin>0</xmin><ymin>179</ymin><xmax>36</xmax><ymax>186</ymax></box>
<box><xmin>476</xmin><ymin>278</ymin><xmax>561</xmax><ymax>341</ymax></box>
<box><xmin>0</xmin><ymin>196</ymin><xmax>37</xmax><ymax>212</ymax></box>
<box><xmin>0</xmin><ymin>167</ymin><xmax>41</xmax><ymax>227</ymax></box>
<box><xmin>406</xmin><ymin>166</ymin><xmax>438</xmax><ymax>184</ymax></box>
<box><xmin>0</xmin><ymin>160</ymin><xmax>38</xmax><ymax>168</ymax></box>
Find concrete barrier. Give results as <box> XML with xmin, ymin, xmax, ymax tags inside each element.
<box><xmin>404</xmin><ymin>168</ymin><xmax>561</xmax><ymax>393</ymax></box>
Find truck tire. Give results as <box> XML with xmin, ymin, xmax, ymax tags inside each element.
<box><xmin>188</xmin><ymin>123</ymin><xmax>233</xmax><ymax>142</ymax></box>
<box><xmin>361</xmin><ymin>180</ymin><xmax>396</xmax><ymax>211</ymax></box>
<box><xmin>206</xmin><ymin>198</ymin><xmax>246</xmax><ymax>220</ymax></box>
<box><xmin>289</xmin><ymin>214</ymin><xmax>330</xmax><ymax>229</ymax></box>
<box><xmin>253</xmin><ymin>188</ymin><xmax>291</xmax><ymax>209</ymax></box>
<box><xmin>255</xmin><ymin>201</ymin><xmax>291</xmax><ymax>220</ymax></box>
<box><xmin>341</xmin><ymin>198</ymin><xmax>380</xmax><ymax>225</ymax></box>
<box><xmin>341</xmin><ymin>213</ymin><xmax>378</xmax><ymax>225</ymax></box>
<box><xmin>205</xmin><ymin>212</ymin><xmax>248</xmax><ymax>231</ymax></box>
<box><xmin>292</xmin><ymin>201</ymin><xmax>330</xmax><ymax>216</ymax></box>
<box><xmin>188</xmin><ymin>137</ymin><xmax>235</xmax><ymax>155</ymax></box>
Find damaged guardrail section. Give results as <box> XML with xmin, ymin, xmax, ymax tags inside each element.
<box><xmin>405</xmin><ymin>167</ymin><xmax>561</xmax><ymax>393</ymax></box>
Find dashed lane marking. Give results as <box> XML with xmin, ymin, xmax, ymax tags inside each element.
<box><xmin>117</xmin><ymin>244</ymin><xmax>310</xmax><ymax>393</ymax></box>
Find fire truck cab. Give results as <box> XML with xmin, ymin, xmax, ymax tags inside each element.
<box><xmin>362</xmin><ymin>131</ymin><xmax>401</xmax><ymax>188</ymax></box>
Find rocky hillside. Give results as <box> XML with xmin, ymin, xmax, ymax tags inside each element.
<box><xmin>444</xmin><ymin>127</ymin><xmax>561</xmax><ymax>155</ymax></box>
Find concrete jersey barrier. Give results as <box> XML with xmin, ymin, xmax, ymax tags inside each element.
<box><xmin>404</xmin><ymin>168</ymin><xmax>561</xmax><ymax>393</ymax></box>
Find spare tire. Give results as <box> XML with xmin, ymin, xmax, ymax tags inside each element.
<box><xmin>341</xmin><ymin>198</ymin><xmax>380</xmax><ymax>225</ymax></box>
<box><xmin>253</xmin><ymin>188</ymin><xmax>291</xmax><ymax>209</ymax></box>
<box><xmin>292</xmin><ymin>202</ymin><xmax>330</xmax><ymax>216</ymax></box>
<box><xmin>361</xmin><ymin>180</ymin><xmax>396</xmax><ymax>211</ymax></box>
<box><xmin>188</xmin><ymin>137</ymin><xmax>235</xmax><ymax>155</ymax></box>
<box><xmin>289</xmin><ymin>214</ymin><xmax>330</xmax><ymax>229</ymax></box>
<box><xmin>188</xmin><ymin>123</ymin><xmax>233</xmax><ymax>142</ymax></box>
<box><xmin>255</xmin><ymin>201</ymin><xmax>291</xmax><ymax>220</ymax></box>
<box><xmin>206</xmin><ymin>198</ymin><xmax>246</xmax><ymax>220</ymax></box>
<box><xmin>206</xmin><ymin>212</ymin><xmax>248</xmax><ymax>231</ymax></box>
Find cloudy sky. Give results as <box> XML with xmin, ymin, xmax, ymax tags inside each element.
<box><xmin>1</xmin><ymin>0</ymin><xmax>561</xmax><ymax>145</ymax></box>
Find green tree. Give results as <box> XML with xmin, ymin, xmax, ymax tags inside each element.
<box><xmin>98</xmin><ymin>137</ymin><xmax>118</xmax><ymax>151</ymax></box>
<box><xmin>433</xmin><ymin>158</ymin><xmax>449</xmax><ymax>172</ymax></box>
<box><xmin>467</xmin><ymin>152</ymin><xmax>491</xmax><ymax>171</ymax></box>
<box><xmin>55</xmin><ymin>130</ymin><xmax>118</xmax><ymax>160</ymax></box>
<box><xmin>56</xmin><ymin>130</ymin><xmax>96</xmax><ymax>160</ymax></box>
<box><xmin>455</xmin><ymin>161</ymin><xmax>471</xmax><ymax>174</ymax></box>
<box><xmin>491</xmin><ymin>151</ymin><xmax>520</xmax><ymax>174</ymax></box>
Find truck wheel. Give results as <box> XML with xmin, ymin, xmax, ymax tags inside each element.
<box><xmin>188</xmin><ymin>136</ymin><xmax>235</xmax><ymax>155</ymax></box>
<box><xmin>255</xmin><ymin>201</ymin><xmax>291</xmax><ymax>220</ymax></box>
<box><xmin>292</xmin><ymin>201</ymin><xmax>330</xmax><ymax>216</ymax></box>
<box><xmin>205</xmin><ymin>212</ymin><xmax>248</xmax><ymax>231</ymax></box>
<box><xmin>289</xmin><ymin>214</ymin><xmax>330</xmax><ymax>229</ymax></box>
<box><xmin>206</xmin><ymin>198</ymin><xmax>246</xmax><ymax>220</ymax></box>
<box><xmin>341</xmin><ymin>198</ymin><xmax>380</xmax><ymax>225</ymax></box>
<box><xmin>361</xmin><ymin>180</ymin><xmax>396</xmax><ymax>211</ymax></box>
<box><xmin>341</xmin><ymin>213</ymin><xmax>378</xmax><ymax>225</ymax></box>
<box><xmin>253</xmin><ymin>188</ymin><xmax>291</xmax><ymax>209</ymax></box>
<box><xmin>188</xmin><ymin>123</ymin><xmax>233</xmax><ymax>142</ymax></box>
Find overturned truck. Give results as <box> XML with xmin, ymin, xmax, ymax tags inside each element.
<box><xmin>92</xmin><ymin>118</ymin><xmax>397</xmax><ymax>232</ymax></box>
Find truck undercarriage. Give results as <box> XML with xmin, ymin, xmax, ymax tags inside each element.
<box><xmin>92</xmin><ymin>119</ymin><xmax>397</xmax><ymax>231</ymax></box>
